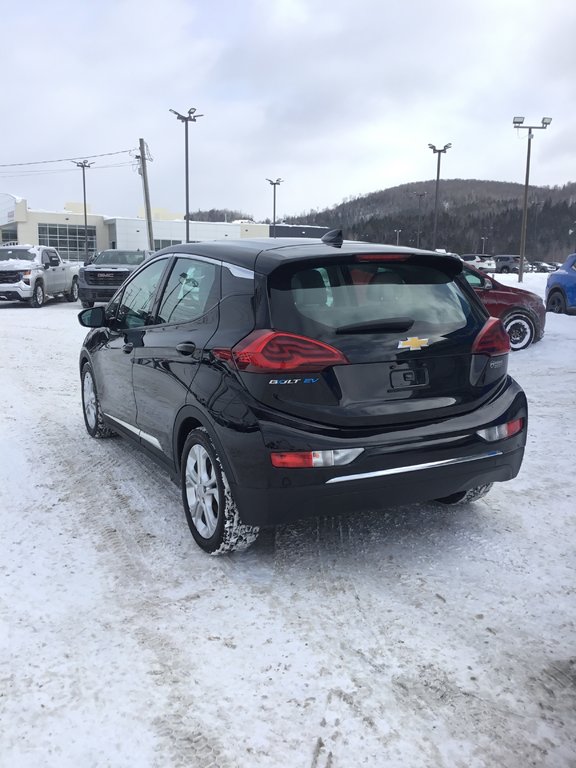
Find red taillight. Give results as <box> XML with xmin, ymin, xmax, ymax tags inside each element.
<box><xmin>214</xmin><ymin>330</ymin><xmax>349</xmax><ymax>373</ymax></box>
<box><xmin>271</xmin><ymin>452</ymin><xmax>314</xmax><ymax>468</ymax></box>
<box><xmin>356</xmin><ymin>254</ymin><xmax>411</xmax><ymax>262</ymax></box>
<box><xmin>471</xmin><ymin>317</ymin><xmax>511</xmax><ymax>356</ymax></box>
<box><xmin>505</xmin><ymin>418</ymin><xmax>524</xmax><ymax>437</ymax></box>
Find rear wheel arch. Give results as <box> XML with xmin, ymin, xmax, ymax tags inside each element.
<box><xmin>173</xmin><ymin>407</ymin><xmax>239</xmax><ymax>485</ymax></box>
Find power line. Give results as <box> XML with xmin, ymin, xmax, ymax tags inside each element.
<box><xmin>0</xmin><ymin>162</ymin><xmax>136</xmax><ymax>179</ymax></box>
<box><xmin>0</xmin><ymin>149</ymin><xmax>137</xmax><ymax>169</ymax></box>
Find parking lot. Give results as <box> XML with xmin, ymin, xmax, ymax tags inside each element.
<box><xmin>1</xmin><ymin>273</ymin><xmax>575</xmax><ymax>767</ymax></box>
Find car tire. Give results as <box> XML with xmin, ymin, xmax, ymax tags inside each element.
<box><xmin>434</xmin><ymin>484</ymin><xmax>493</xmax><ymax>505</ymax></box>
<box><xmin>66</xmin><ymin>278</ymin><xmax>79</xmax><ymax>302</ymax></box>
<box><xmin>181</xmin><ymin>428</ymin><xmax>259</xmax><ymax>554</ymax></box>
<box><xmin>81</xmin><ymin>300</ymin><xmax>94</xmax><ymax>308</ymax></box>
<box><xmin>500</xmin><ymin>266</ymin><xmax>510</xmax><ymax>274</ymax></box>
<box><xmin>81</xmin><ymin>362</ymin><xmax>115</xmax><ymax>438</ymax></box>
<box><xmin>502</xmin><ymin>312</ymin><xmax>535</xmax><ymax>351</ymax></box>
<box><xmin>546</xmin><ymin>291</ymin><xmax>566</xmax><ymax>314</ymax></box>
<box><xmin>31</xmin><ymin>282</ymin><xmax>45</xmax><ymax>307</ymax></box>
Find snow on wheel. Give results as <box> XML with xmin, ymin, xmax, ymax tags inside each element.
<box><xmin>434</xmin><ymin>483</ymin><xmax>494</xmax><ymax>505</ymax></box>
<box><xmin>503</xmin><ymin>313</ymin><xmax>535</xmax><ymax>351</ymax></box>
<box><xmin>81</xmin><ymin>362</ymin><xmax>115</xmax><ymax>438</ymax></box>
<box><xmin>66</xmin><ymin>277</ymin><xmax>79</xmax><ymax>302</ymax></box>
<box><xmin>181</xmin><ymin>428</ymin><xmax>259</xmax><ymax>554</ymax></box>
<box><xmin>31</xmin><ymin>282</ymin><xmax>45</xmax><ymax>307</ymax></box>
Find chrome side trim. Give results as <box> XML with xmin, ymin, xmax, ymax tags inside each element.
<box><xmin>325</xmin><ymin>451</ymin><xmax>502</xmax><ymax>484</ymax></box>
<box><xmin>226</xmin><ymin>264</ymin><xmax>254</xmax><ymax>279</ymax></box>
<box><xmin>104</xmin><ymin>414</ymin><xmax>163</xmax><ymax>452</ymax></box>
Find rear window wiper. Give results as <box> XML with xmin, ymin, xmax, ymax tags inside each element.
<box><xmin>335</xmin><ymin>317</ymin><xmax>414</xmax><ymax>334</ymax></box>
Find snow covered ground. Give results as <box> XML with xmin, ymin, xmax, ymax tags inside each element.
<box><xmin>1</xmin><ymin>272</ymin><xmax>575</xmax><ymax>768</ymax></box>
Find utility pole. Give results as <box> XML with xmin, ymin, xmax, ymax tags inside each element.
<box><xmin>412</xmin><ymin>191</ymin><xmax>426</xmax><ymax>247</ymax></box>
<box><xmin>137</xmin><ymin>138</ymin><xmax>154</xmax><ymax>250</ymax></box>
<box><xmin>73</xmin><ymin>160</ymin><xmax>93</xmax><ymax>262</ymax></box>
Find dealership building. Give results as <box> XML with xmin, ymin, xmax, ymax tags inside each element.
<box><xmin>0</xmin><ymin>193</ymin><xmax>328</xmax><ymax>260</ymax></box>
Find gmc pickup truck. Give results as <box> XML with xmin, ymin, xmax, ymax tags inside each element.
<box><xmin>0</xmin><ymin>245</ymin><xmax>80</xmax><ymax>307</ymax></box>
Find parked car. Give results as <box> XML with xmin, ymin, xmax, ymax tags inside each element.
<box><xmin>493</xmin><ymin>255</ymin><xmax>536</xmax><ymax>274</ymax></box>
<box><xmin>530</xmin><ymin>261</ymin><xmax>556</xmax><ymax>273</ymax></box>
<box><xmin>78</xmin><ymin>234</ymin><xmax>527</xmax><ymax>554</ymax></box>
<box><xmin>461</xmin><ymin>264</ymin><xmax>545</xmax><ymax>350</ymax></box>
<box><xmin>78</xmin><ymin>249</ymin><xmax>152</xmax><ymax>308</ymax></box>
<box><xmin>460</xmin><ymin>254</ymin><xmax>496</xmax><ymax>272</ymax></box>
<box><xmin>545</xmin><ymin>253</ymin><xmax>576</xmax><ymax>314</ymax></box>
<box><xmin>0</xmin><ymin>245</ymin><xmax>79</xmax><ymax>307</ymax></box>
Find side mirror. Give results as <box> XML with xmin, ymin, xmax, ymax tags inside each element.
<box><xmin>78</xmin><ymin>305</ymin><xmax>107</xmax><ymax>328</ymax></box>
<box><xmin>482</xmin><ymin>278</ymin><xmax>494</xmax><ymax>290</ymax></box>
<box><xmin>43</xmin><ymin>262</ymin><xmax>50</xmax><ymax>270</ymax></box>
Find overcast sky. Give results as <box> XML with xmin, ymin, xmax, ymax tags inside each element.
<box><xmin>2</xmin><ymin>0</ymin><xmax>574</xmax><ymax>222</ymax></box>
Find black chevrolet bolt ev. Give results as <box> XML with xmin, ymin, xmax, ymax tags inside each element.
<box><xmin>78</xmin><ymin>232</ymin><xmax>528</xmax><ymax>554</ymax></box>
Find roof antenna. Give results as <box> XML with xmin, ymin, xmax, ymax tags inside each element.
<box><xmin>321</xmin><ymin>229</ymin><xmax>343</xmax><ymax>247</ymax></box>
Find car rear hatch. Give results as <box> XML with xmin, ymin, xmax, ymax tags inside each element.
<box><xmin>216</xmin><ymin>251</ymin><xmax>510</xmax><ymax>428</ymax></box>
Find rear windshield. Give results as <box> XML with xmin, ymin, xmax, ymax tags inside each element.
<box><xmin>269</xmin><ymin>260</ymin><xmax>480</xmax><ymax>340</ymax></box>
<box><xmin>93</xmin><ymin>250</ymin><xmax>146</xmax><ymax>266</ymax></box>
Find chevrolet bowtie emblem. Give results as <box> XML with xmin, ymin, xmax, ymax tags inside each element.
<box><xmin>398</xmin><ymin>337</ymin><xmax>429</xmax><ymax>351</ymax></box>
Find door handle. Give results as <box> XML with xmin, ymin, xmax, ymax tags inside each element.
<box><xmin>122</xmin><ymin>343</ymin><xmax>133</xmax><ymax>354</ymax></box>
<box><xmin>176</xmin><ymin>342</ymin><xmax>196</xmax><ymax>356</ymax></box>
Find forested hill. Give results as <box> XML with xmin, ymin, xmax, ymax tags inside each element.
<box><xmin>284</xmin><ymin>179</ymin><xmax>576</xmax><ymax>261</ymax></box>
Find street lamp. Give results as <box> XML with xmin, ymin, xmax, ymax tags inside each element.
<box><xmin>428</xmin><ymin>143</ymin><xmax>451</xmax><ymax>249</ymax></box>
<box><xmin>481</xmin><ymin>236</ymin><xmax>488</xmax><ymax>255</ymax></box>
<box><xmin>512</xmin><ymin>116</ymin><xmax>552</xmax><ymax>282</ymax></box>
<box><xmin>266</xmin><ymin>178</ymin><xmax>283</xmax><ymax>238</ymax></box>
<box><xmin>170</xmin><ymin>107</ymin><xmax>204</xmax><ymax>244</ymax></box>
<box><xmin>394</xmin><ymin>228</ymin><xmax>402</xmax><ymax>246</ymax></box>
<box><xmin>73</xmin><ymin>160</ymin><xmax>93</xmax><ymax>262</ymax></box>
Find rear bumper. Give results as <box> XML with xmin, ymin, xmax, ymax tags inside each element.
<box><xmin>217</xmin><ymin>377</ymin><xmax>528</xmax><ymax>527</ymax></box>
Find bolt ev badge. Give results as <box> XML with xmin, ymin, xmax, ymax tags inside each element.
<box><xmin>398</xmin><ymin>337</ymin><xmax>430</xmax><ymax>351</ymax></box>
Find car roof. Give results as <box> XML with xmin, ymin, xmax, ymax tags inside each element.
<box><xmin>155</xmin><ymin>238</ymin><xmax>461</xmax><ymax>275</ymax></box>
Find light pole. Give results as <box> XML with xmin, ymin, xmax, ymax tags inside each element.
<box><xmin>73</xmin><ymin>160</ymin><xmax>93</xmax><ymax>262</ymax></box>
<box><xmin>412</xmin><ymin>191</ymin><xmax>426</xmax><ymax>248</ymax></box>
<box><xmin>266</xmin><ymin>178</ymin><xmax>283</xmax><ymax>238</ymax></box>
<box><xmin>512</xmin><ymin>116</ymin><xmax>552</xmax><ymax>282</ymax></box>
<box><xmin>481</xmin><ymin>236</ymin><xmax>488</xmax><ymax>255</ymax></box>
<box><xmin>170</xmin><ymin>107</ymin><xmax>204</xmax><ymax>243</ymax></box>
<box><xmin>428</xmin><ymin>143</ymin><xmax>451</xmax><ymax>250</ymax></box>
<box><xmin>394</xmin><ymin>228</ymin><xmax>402</xmax><ymax>246</ymax></box>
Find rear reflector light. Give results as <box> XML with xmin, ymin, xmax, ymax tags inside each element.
<box><xmin>471</xmin><ymin>317</ymin><xmax>511</xmax><ymax>356</ymax></box>
<box><xmin>356</xmin><ymin>254</ymin><xmax>410</xmax><ymax>262</ymax></box>
<box><xmin>477</xmin><ymin>418</ymin><xmax>524</xmax><ymax>442</ymax></box>
<box><xmin>270</xmin><ymin>448</ymin><xmax>364</xmax><ymax>468</ymax></box>
<box><xmin>213</xmin><ymin>330</ymin><xmax>349</xmax><ymax>373</ymax></box>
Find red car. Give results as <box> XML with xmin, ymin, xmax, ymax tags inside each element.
<box><xmin>461</xmin><ymin>264</ymin><xmax>546</xmax><ymax>350</ymax></box>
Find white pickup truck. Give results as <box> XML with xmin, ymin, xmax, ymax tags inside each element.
<box><xmin>0</xmin><ymin>245</ymin><xmax>80</xmax><ymax>307</ymax></box>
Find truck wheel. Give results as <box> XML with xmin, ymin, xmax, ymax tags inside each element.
<box><xmin>81</xmin><ymin>300</ymin><xmax>94</xmax><ymax>308</ymax></box>
<box><xmin>181</xmin><ymin>428</ymin><xmax>259</xmax><ymax>554</ymax></box>
<box><xmin>66</xmin><ymin>278</ymin><xmax>79</xmax><ymax>302</ymax></box>
<box><xmin>435</xmin><ymin>484</ymin><xmax>493</xmax><ymax>505</ymax></box>
<box><xmin>81</xmin><ymin>362</ymin><xmax>115</xmax><ymax>438</ymax></box>
<box><xmin>31</xmin><ymin>282</ymin><xmax>45</xmax><ymax>307</ymax></box>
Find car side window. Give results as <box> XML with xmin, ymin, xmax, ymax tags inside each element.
<box><xmin>113</xmin><ymin>259</ymin><xmax>167</xmax><ymax>329</ymax></box>
<box><xmin>463</xmin><ymin>269</ymin><xmax>484</xmax><ymax>288</ymax></box>
<box><xmin>156</xmin><ymin>257</ymin><xmax>219</xmax><ymax>325</ymax></box>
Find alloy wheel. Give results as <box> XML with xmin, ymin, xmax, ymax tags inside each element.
<box><xmin>185</xmin><ymin>443</ymin><xmax>220</xmax><ymax>538</ymax></box>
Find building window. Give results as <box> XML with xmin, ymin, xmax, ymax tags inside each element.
<box><xmin>38</xmin><ymin>223</ymin><xmax>97</xmax><ymax>261</ymax></box>
<box><xmin>1</xmin><ymin>228</ymin><xmax>17</xmax><ymax>244</ymax></box>
<box><xmin>154</xmin><ymin>239</ymin><xmax>183</xmax><ymax>250</ymax></box>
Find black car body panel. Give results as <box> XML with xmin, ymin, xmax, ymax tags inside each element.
<box><xmin>79</xmin><ymin>238</ymin><xmax>528</xmax><ymax>541</ymax></box>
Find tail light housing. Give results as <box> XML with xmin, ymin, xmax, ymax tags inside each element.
<box><xmin>477</xmin><ymin>418</ymin><xmax>524</xmax><ymax>442</ymax></box>
<box><xmin>471</xmin><ymin>317</ymin><xmax>511</xmax><ymax>356</ymax></box>
<box><xmin>271</xmin><ymin>448</ymin><xmax>364</xmax><ymax>468</ymax></box>
<box><xmin>213</xmin><ymin>330</ymin><xmax>349</xmax><ymax>373</ymax></box>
